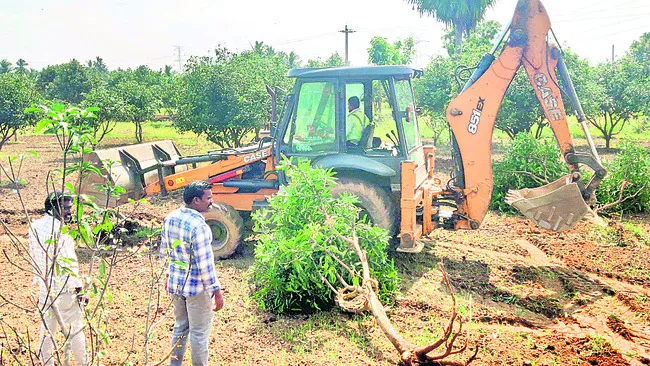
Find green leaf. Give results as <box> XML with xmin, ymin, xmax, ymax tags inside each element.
<box><xmin>34</xmin><ymin>118</ymin><xmax>52</xmax><ymax>133</ymax></box>
<box><xmin>99</xmin><ymin>259</ymin><xmax>107</xmax><ymax>280</ymax></box>
<box><xmin>171</xmin><ymin>239</ymin><xmax>183</xmax><ymax>249</ymax></box>
<box><xmin>171</xmin><ymin>260</ymin><xmax>189</xmax><ymax>270</ymax></box>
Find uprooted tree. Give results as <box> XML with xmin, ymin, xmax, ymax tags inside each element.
<box><xmin>252</xmin><ymin>159</ymin><xmax>478</xmax><ymax>365</ymax></box>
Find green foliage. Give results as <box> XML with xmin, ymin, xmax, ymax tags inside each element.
<box><xmin>37</xmin><ymin>59</ymin><xmax>91</xmax><ymax>104</ymax></box>
<box><xmin>629</xmin><ymin>32</ymin><xmax>650</xmax><ymax>66</ymax></box>
<box><xmin>590</xmin><ymin>56</ymin><xmax>645</xmax><ymax>148</ymax></box>
<box><xmin>115</xmin><ymin>80</ymin><xmax>161</xmax><ymax>143</ymax></box>
<box><xmin>86</xmin><ymin>56</ymin><xmax>109</xmax><ymax>74</ymax></box>
<box><xmin>104</xmin><ymin>67</ymin><xmax>168</xmax><ymax>142</ymax></box>
<box><xmin>491</xmin><ymin>133</ymin><xmax>569</xmax><ymax>212</ymax></box>
<box><xmin>0</xmin><ymin>73</ymin><xmax>41</xmax><ymax>149</ymax></box>
<box><xmin>175</xmin><ymin>48</ymin><xmax>292</xmax><ymax>148</ymax></box>
<box><xmin>596</xmin><ymin>142</ymin><xmax>650</xmax><ymax>214</ymax></box>
<box><xmin>80</xmin><ymin>86</ymin><xmax>126</xmax><ymax>145</ymax></box>
<box><xmin>305</xmin><ymin>52</ymin><xmax>345</xmax><ymax>68</ymax></box>
<box><xmin>407</xmin><ymin>0</ymin><xmax>496</xmax><ymax>49</ymax></box>
<box><xmin>15</xmin><ymin>59</ymin><xmax>29</xmax><ymax>74</ymax></box>
<box><xmin>414</xmin><ymin>56</ymin><xmax>455</xmax><ymax>146</ymax></box>
<box><xmin>442</xmin><ymin>20</ymin><xmax>500</xmax><ymax>58</ymax></box>
<box><xmin>251</xmin><ymin>159</ymin><xmax>399</xmax><ymax>314</ymax></box>
<box><xmin>496</xmin><ymin>72</ymin><xmax>545</xmax><ymax>139</ymax></box>
<box><xmin>561</xmin><ymin>49</ymin><xmax>605</xmax><ymax>126</ymax></box>
<box><xmin>0</xmin><ymin>59</ymin><xmax>12</xmax><ymax>74</ymax></box>
<box><xmin>414</xmin><ymin>21</ymin><xmax>499</xmax><ymax>145</ymax></box>
<box><xmin>367</xmin><ymin>36</ymin><xmax>415</xmax><ymax>65</ymax></box>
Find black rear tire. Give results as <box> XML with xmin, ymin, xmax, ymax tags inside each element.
<box><xmin>331</xmin><ymin>177</ymin><xmax>398</xmax><ymax>236</ymax></box>
<box><xmin>202</xmin><ymin>203</ymin><xmax>243</xmax><ymax>259</ymax></box>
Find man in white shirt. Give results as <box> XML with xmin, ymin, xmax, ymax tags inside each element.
<box><xmin>28</xmin><ymin>191</ymin><xmax>87</xmax><ymax>366</ymax></box>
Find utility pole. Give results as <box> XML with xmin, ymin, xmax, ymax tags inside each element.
<box><xmin>611</xmin><ymin>44</ymin><xmax>615</xmax><ymax>63</ymax></box>
<box><xmin>174</xmin><ymin>45</ymin><xmax>183</xmax><ymax>73</ymax></box>
<box><xmin>413</xmin><ymin>39</ymin><xmax>429</xmax><ymax>67</ymax></box>
<box><xmin>339</xmin><ymin>25</ymin><xmax>355</xmax><ymax>65</ymax></box>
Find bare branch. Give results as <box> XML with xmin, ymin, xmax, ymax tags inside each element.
<box><xmin>594</xmin><ymin>180</ymin><xmax>646</xmax><ymax>214</ymax></box>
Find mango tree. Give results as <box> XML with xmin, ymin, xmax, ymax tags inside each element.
<box><xmin>37</xmin><ymin>59</ymin><xmax>91</xmax><ymax>104</ymax></box>
<box><xmin>590</xmin><ymin>56</ymin><xmax>644</xmax><ymax>149</ymax></box>
<box><xmin>0</xmin><ymin>73</ymin><xmax>41</xmax><ymax>150</ymax></box>
<box><xmin>174</xmin><ymin>49</ymin><xmax>292</xmax><ymax>148</ymax></box>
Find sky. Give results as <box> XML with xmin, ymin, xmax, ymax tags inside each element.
<box><xmin>1</xmin><ymin>0</ymin><xmax>648</xmax><ymax>72</ymax></box>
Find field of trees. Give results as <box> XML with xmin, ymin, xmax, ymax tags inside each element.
<box><xmin>1</xmin><ymin>1</ymin><xmax>650</xmax><ymax>364</ymax></box>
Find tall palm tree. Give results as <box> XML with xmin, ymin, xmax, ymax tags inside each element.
<box><xmin>164</xmin><ymin>65</ymin><xmax>173</xmax><ymax>77</ymax></box>
<box><xmin>287</xmin><ymin>51</ymin><xmax>300</xmax><ymax>68</ymax></box>
<box><xmin>251</xmin><ymin>41</ymin><xmax>275</xmax><ymax>57</ymax></box>
<box><xmin>94</xmin><ymin>56</ymin><xmax>108</xmax><ymax>73</ymax></box>
<box><xmin>15</xmin><ymin>58</ymin><xmax>28</xmax><ymax>74</ymax></box>
<box><xmin>0</xmin><ymin>59</ymin><xmax>12</xmax><ymax>74</ymax></box>
<box><xmin>406</xmin><ymin>0</ymin><xmax>497</xmax><ymax>49</ymax></box>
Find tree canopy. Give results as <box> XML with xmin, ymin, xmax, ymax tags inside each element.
<box><xmin>407</xmin><ymin>0</ymin><xmax>497</xmax><ymax>49</ymax></box>
<box><xmin>0</xmin><ymin>73</ymin><xmax>41</xmax><ymax>149</ymax></box>
<box><xmin>367</xmin><ymin>36</ymin><xmax>415</xmax><ymax>65</ymax></box>
<box><xmin>174</xmin><ymin>47</ymin><xmax>293</xmax><ymax>148</ymax></box>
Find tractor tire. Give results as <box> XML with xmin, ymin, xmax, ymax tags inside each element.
<box><xmin>331</xmin><ymin>177</ymin><xmax>398</xmax><ymax>236</ymax></box>
<box><xmin>202</xmin><ymin>203</ymin><xmax>243</xmax><ymax>259</ymax></box>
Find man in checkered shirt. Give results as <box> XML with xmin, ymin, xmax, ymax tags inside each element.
<box><xmin>160</xmin><ymin>180</ymin><xmax>224</xmax><ymax>366</ymax></box>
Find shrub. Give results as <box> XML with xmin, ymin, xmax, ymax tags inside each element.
<box><xmin>251</xmin><ymin>159</ymin><xmax>399</xmax><ymax>314</ymax></box>
<box><xmin>491</xmin><ymin>133</ymin><xmax>569</xmax><ymax>212</ymax></box>
<box><xmin>596</xmin><ymin>142</ymin><xmax>650</xmax><ymax>214</ymax></box>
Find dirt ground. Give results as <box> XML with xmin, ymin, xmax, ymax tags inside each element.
<box><xmin>1</xmin><ymin>135</ymin><xmax>650</xmax><ymax>365</ymax></box>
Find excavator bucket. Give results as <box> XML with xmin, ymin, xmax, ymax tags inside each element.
<box><xmin>80</xmin><ymin>140</ymin><xmax>187</xmax><ymax>207</ymax></box>
<box><xmin>505</xmin><ymin>175</ymin><xmax>589</xmax><ymax>232</ymax></box>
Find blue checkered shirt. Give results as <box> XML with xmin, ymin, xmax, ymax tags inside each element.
<box><xmin>160</xmin><ymin>206</ymin><xmax>220</xmax><ymax>297</ymax></box>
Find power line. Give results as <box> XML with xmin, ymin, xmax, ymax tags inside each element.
<box><xmin>273</xmin><ymin>31</ymin><xmax>338</xmax><ymax>46</ymax></box>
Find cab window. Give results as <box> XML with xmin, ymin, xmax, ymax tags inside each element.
<box><xmin>394</xmin><ymin>78</ymin><xmax>420</xmax><ymax>152</ymax></box>
<box><xmin>283</xmin><ymin>81</ymin><xmax>336</xmax><ymax>153</ymax></box>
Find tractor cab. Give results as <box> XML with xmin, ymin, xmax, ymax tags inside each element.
<box><xmin>274</xmin><ymin>66</ymin><xmax>427</xmax><ymax>192</ymax></box>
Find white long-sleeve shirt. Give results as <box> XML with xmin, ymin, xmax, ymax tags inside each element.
<box><xmin>28</xmin><ymin>214</ymin><xmax>82</xmax><ymax>302</ymax></box>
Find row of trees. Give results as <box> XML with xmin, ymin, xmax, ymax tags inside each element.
<box><xmin>413</xmin><ymin>23</ymin><xmax>650</xmax><ymax>149</ymax></box>
<box><xmin>1</xmin><ymin>26</ymin><xmax>648</xmax><ymax>151</ymax></box>
<box><xmin>0</xmin><ymin>44</ymin><xmax>347</xmax><ymax>150</ymax></box>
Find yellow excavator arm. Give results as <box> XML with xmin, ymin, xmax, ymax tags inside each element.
<box><xmin>445</xmin><ymin>0</ymin><xmax>606</xmax><ymax>232</ymax></box>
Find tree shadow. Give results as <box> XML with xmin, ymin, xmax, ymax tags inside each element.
<box><xmin>393</xmin><ymin>243</ymin><xmax>614</xmax><ymax>324</ymax></box>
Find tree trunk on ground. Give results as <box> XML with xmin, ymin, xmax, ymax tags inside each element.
<box><xmin>334</xmin><ymin>232</ymin><xmax>478</xmax><ymax>366</ymax></box>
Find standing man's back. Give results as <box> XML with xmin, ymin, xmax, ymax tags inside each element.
<box><xmin>160</xmin><ymin>180</ymin><xmax>224</xmax><ymax>366</ymax></box>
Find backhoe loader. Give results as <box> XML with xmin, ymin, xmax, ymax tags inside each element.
<box><xmin>81</xmin><ymin>0</ymin><xmax>605</xmax><ymax>257</ymax></box>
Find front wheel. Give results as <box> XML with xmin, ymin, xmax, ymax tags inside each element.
<box><xmin>202</xmin><ymin>203</ymin><xmax>243</xmax><ymax>259</ymax></box>
<box><xmin>330</xmin><ymin>177</ymin><xmax>398</xmax><ymax>236</ymax></box>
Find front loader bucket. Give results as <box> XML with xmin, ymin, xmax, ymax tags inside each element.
<box><xmin>80</xmin><ymin>140</ymin><xmax>187</xmax><ymax>207</ymax></box>
<box><xmin>505</xmin><ymin>175</ymin><xmax>589</xmax><ymax>232</ymax></box>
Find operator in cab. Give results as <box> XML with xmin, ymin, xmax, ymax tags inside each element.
<box><xmin>346</xmin><ymin>96</ymin><xmax>370</xmax><ymax>146</ymax></box>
